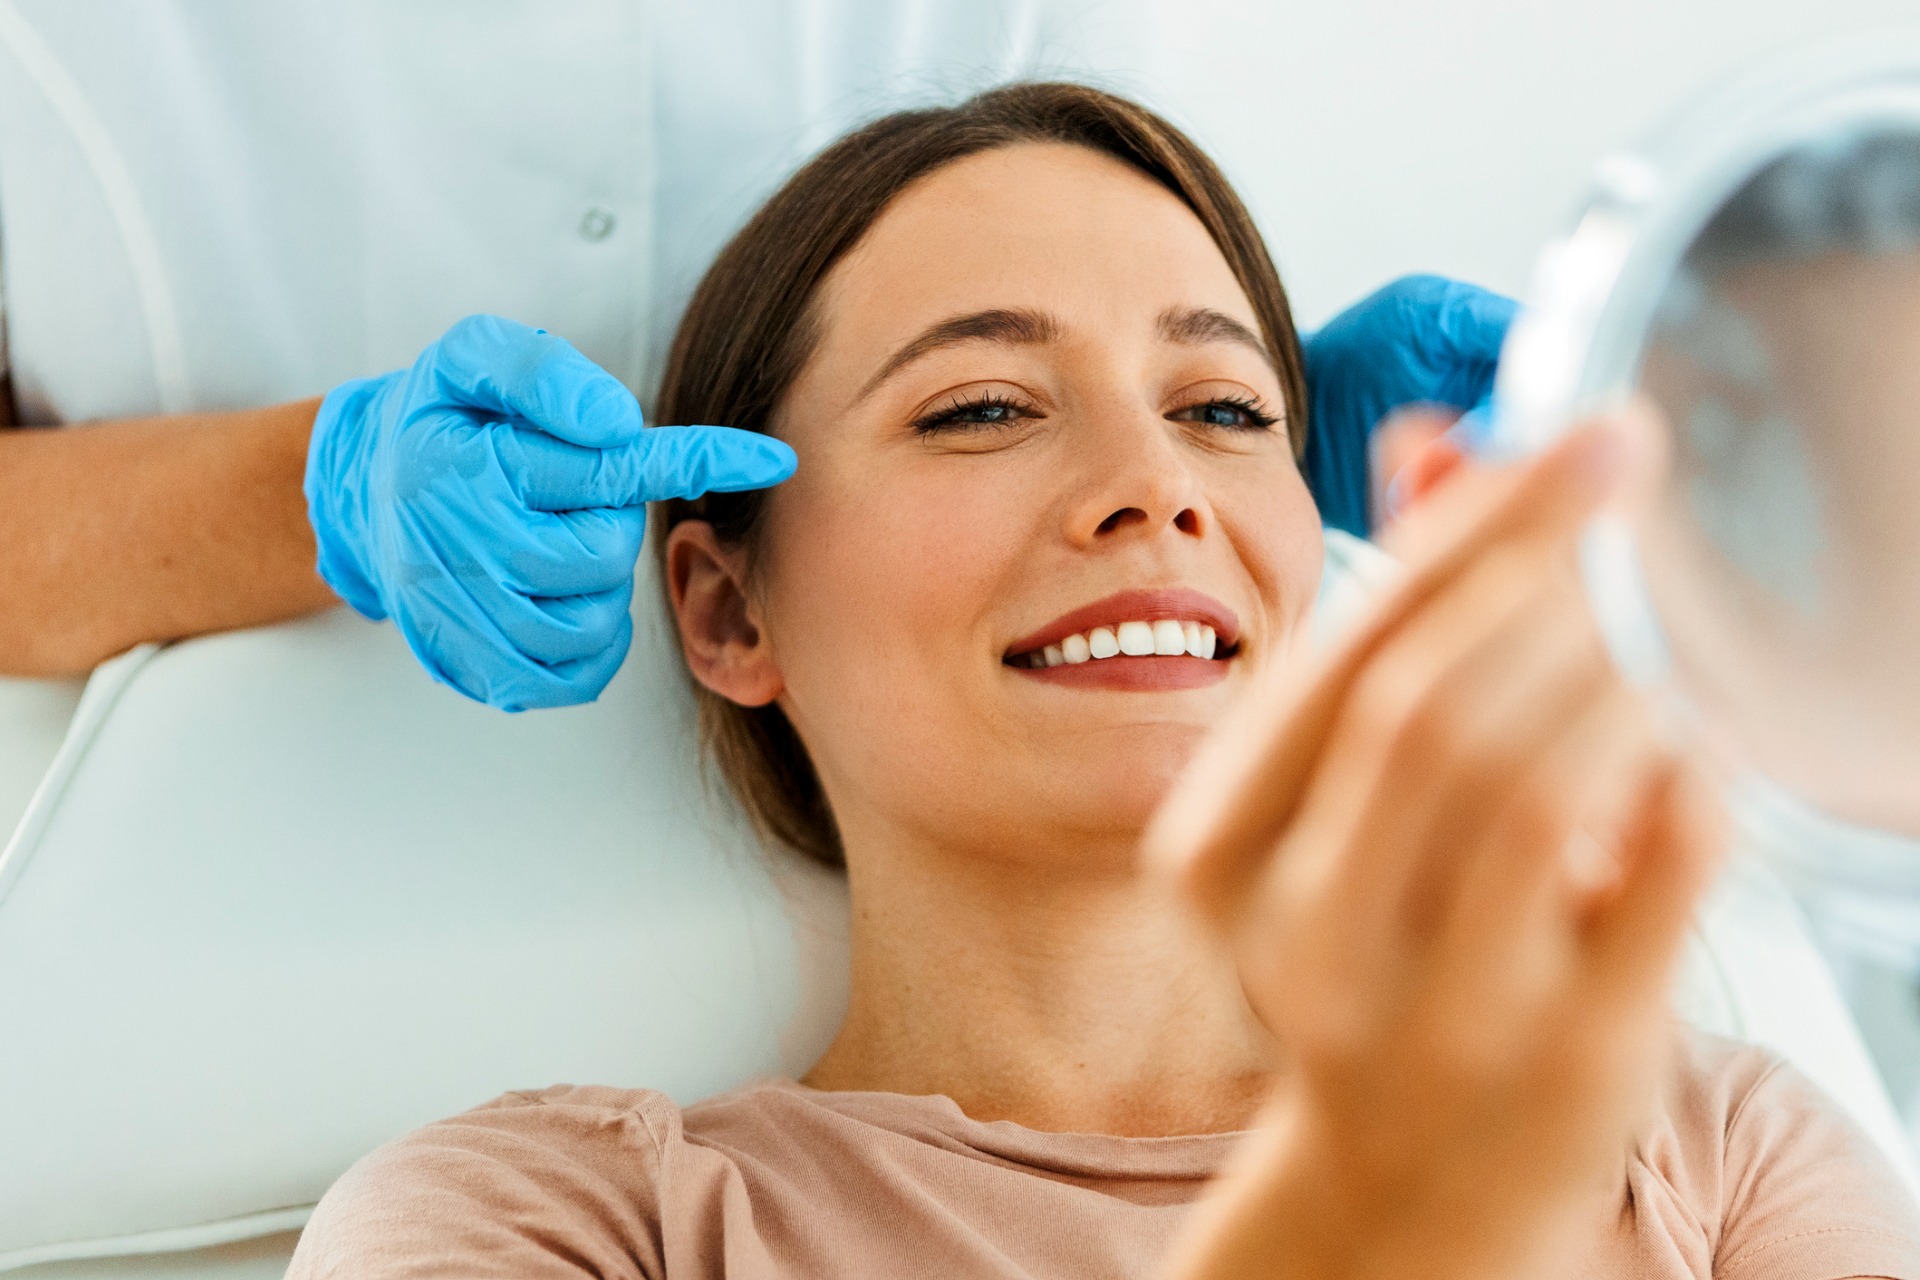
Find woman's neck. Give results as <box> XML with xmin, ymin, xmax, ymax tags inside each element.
<box><xmin>801</xmin><ymin>815</ymin><xmax>1279</xmax><ymax>1137</ymax></box>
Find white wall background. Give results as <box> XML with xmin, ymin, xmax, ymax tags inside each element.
<box><xmin>1107</xmin><ymin>0</ymin><xmax>1920</xmax><ymax>326</ymax></box>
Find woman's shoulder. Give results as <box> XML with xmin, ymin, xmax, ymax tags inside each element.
<box><xmin>1654</xmin><ymin>1026</ymin><xmax>1803</xmax><ymax>1149</ymax></box>
<box><xmin>1651</xmin><ymin>1027</ymin><xmax>1901</xmax><ymax>1187</ymax></box>
<box><xmin>287</xmin><ymin>1084</ymin><xmax>687</xmax><ymax>1279</ymax></box>
<box><xmin>1630</xmin><ymin>1026</ymin><xmax>1920</xmax><ymax>1280</ymax></box>
<box><xmin>285</xmin><ymin>1078</ymin><xmax>927</xmax><ymax>1279</ymax></box>
<box><xmin>350</xmin><ymin>1082</ymin><xmax>687</xmax><ymax>1181</ymax></box>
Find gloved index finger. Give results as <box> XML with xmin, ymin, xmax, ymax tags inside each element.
<box><xmin>431</xmin><ymin>314</ymin><xmax>644</xmax><ymax>449</ymax></box>
<box><xmin>636</xmin><ymin>424</ymin><xmax>797</xmax><ymax>502</ymax></box>
<box><xmin>506</xmin><ymin>421</ymin><xmax>796</xmax><ymax>510</ymax></box>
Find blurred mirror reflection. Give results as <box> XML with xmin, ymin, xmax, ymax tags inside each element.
<box><xmin>1629</xmin><ymin>129</ymin><xmax>1920</xmax><ymax>837</ymax></box>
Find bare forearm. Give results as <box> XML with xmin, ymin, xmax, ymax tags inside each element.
<box><xmin>0</xmin><ymin>399</ymin><xmax>339</xmax><ymax>675</ymax></box>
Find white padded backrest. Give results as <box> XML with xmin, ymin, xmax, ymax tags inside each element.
<box><xmin>0</xmin><ymin>577</ymin><xmax>851</xmax><ymax>1272</ymax></box>
<box><xmin>0</xmin><ymin>532</ymin><xmax>1910</xmax><ymax>1275</ymax></box>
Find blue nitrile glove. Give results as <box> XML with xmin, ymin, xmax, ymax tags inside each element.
<box><xmin>1302</xmin><ymin>275</ymin><xmax>1517</xmax><ymax>537</ymax></box>
<box><xmin>305</xmin><ymin>314</ymin><xmax>795</xmax><ymax>712</ymax></box>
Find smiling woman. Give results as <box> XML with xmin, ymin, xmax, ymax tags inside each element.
<box><xmin>287</xmin><ymin>83</ymin><xmax>1920</xmax><ymax>1280</ymax></box>
<box><xmin>652</xmin><ymin>84</ymin><xmax>1313</xmax><ymax>867</ymax></box>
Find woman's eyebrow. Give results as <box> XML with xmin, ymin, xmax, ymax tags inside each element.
<box><xmin>1157</xmin><ymin>305</ymin><xmax>1277</xmax><ymax>372</ymax></box>
<box><xmin>856</xmin><ymin>307</ymin><xmax>1061</xmax><ymax>401</ymax></box>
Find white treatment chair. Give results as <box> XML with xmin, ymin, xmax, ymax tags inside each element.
<box><xmin>0</xmin><ymin>533</ymin><xmax>1912</xmax><ymax>1280</ymax></box>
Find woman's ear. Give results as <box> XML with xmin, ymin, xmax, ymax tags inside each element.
<box><xmin>664</xmin><ymin>520</ymin><xmax>784</xmax><ymax>707</ymax></box>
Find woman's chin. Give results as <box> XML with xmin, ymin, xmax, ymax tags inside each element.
<box><xmin>1011</xmin><ymin>733</ymin><xmax>1203</xmax><ymax>843</ymax></box>
<box><xmin>867</xmin><ymin>724</ymin><xmax>1213</xmax><ymax>866</ymax></box>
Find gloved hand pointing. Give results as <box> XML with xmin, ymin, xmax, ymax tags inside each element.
<box><xmin>305</xmin><ymin>314</ymin><xmax>794</xmax><ymax>711</ymax></box>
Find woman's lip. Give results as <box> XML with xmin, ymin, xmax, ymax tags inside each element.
<box><xmin>1011</xmin><ymin>654</ymin><xmax>1230</xmax><ymax>691</ymax></box>
<box><xmin>1002</xmin><ymin>587</ymin><xmax>1242</xmax><ymax>658</ymax></box>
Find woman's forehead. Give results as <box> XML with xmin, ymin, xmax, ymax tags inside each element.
<box><xmin>814</xmin><ymin>142</ymin><xmax>1261</xmax><ymax>360</ymax></box>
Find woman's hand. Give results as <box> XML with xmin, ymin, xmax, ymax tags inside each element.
<box><xmin>1146</xmin><ymin>408</ymin><xmax>1726</xmax><ymax>1280</ymax></box>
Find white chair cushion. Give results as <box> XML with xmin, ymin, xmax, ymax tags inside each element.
<box><xmin>0</xmin><ymin>580</ymin><xmax>848</xmax><ymax>1271</ymax></box>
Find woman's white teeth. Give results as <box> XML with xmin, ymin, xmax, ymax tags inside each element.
<box><xmin>1022</xmin><ymin>620</ymin><xmax>1221</xmax><ymax>666</ymax></box>
<box><xmin>1117</xmin><ymin>621</ymin><xmax>1155</xmax><ymax>656</ymax></box>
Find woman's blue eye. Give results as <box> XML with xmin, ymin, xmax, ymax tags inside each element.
<box><xmin>913</xmin><ymin>394</ymin><xmax>1031</xmax><ymax>433</ymax></box>
<box><xmin>1173</xmin><ymin>397</ymin><xmax>1278</xmax><ymax>431</ymax></box>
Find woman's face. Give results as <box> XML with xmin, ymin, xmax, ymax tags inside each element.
<box><xmin>673</xmin><ymin>142</ymin><xmax>1323</xmax><ymax>868</ymax></box>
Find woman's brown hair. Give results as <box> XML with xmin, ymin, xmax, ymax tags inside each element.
<box><xmin>654</xmin><ymin>81</ymin><xmax>1306</xmax><ymax>868</ymax></box>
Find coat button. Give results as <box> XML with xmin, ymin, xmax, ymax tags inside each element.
<box><xmin>578</xmin><ymin>207</ymin><xmax>617</xmax><ymax>242</ymax></box>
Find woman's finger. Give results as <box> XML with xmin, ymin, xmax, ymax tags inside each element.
<box><xmin>1252</xmin><ymin>541</ymin><xmax>1546</xmax><ymax>955</ymax></box>
<box><xmin>1251</xmin><ymin>563</ymin><xmax>1620</xmax><ymax>1047</ymax></box>
<box><xmin>1580</xmin><ymin>757</ymin><xmax>1728</xmax><ymax>1012</ymax></box>
<box><xmin>1373</xmin><ymin>567</ymin><xmax>1613</xmax><ymax>941</ymax></box>
<box><xmin>1432</xmin><ymin>679</ymin><xmax>1657</xmax><ymax>1001</ymax></box>
<box><xmin>1277</xmin><ymin>545</ymin><xmax>1601</xmax><ymax>962</ymax></box>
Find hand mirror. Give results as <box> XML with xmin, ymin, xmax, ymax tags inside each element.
<box><xmin>1492</xmin><ymin>33</ymin><xmax>1920</xmax><ymax>953</ymax></box>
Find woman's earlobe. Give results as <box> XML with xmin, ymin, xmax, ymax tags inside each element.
<box><xmin>664</xmin><ymin>521</ymin><xmax>785</xmax><ymax>707</ymax></box>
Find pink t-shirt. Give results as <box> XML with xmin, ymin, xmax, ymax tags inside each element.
<box><xmin>287</xmin><ymin>1029</ymin><xmax>1920</xmax><ymax>1279</ymax></box>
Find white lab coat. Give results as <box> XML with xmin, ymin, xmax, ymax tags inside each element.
<box><xmin>0</xmin><ymin>0</ymin><xmax>1177</xmax><ymax>425</ymax></box>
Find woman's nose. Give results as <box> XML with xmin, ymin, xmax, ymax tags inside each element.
<box><xmin>1061</xmin><ymin>409</ymin><xmax>1209</xmax><ymax>547</ymax></box>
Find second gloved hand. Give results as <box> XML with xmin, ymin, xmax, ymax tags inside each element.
<box><xmin>305</xmin><ymin>314</ymin><xmax>795</xmax><ymax>711</ymax></box>
<box><xmin>1302</xmin><ymin>275</ymin><xmax>1517</xmax><ymax>536</ymax></box>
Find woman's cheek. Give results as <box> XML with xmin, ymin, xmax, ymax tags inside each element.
<box><xmin>850</xmin><ymin>458</ymin><xmax>1031</xmax><ymax>597</ymax></box>
<box><xmin>1211</xmin><ymin>462</ymin><xmax>1324</xmax><ymax>633</ymax></box>
<box><xmin>772</xmin><ymin>459</ymin><xmax>1016</xmax><ymax>693</ymax></box>
<box><xmin>767</xmin><ymin>469</ymin><xmax>1023</xmax><ymax>817</ymax></box>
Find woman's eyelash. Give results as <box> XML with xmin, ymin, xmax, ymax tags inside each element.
<box><xmin>1174</xmin><ymin>394</ymin><xmax>1279</xmax><ymax>431</ymax></box>
<box><xmin>912</xmin><ymin>391</ymin><xmax>1278</xmax><ymax>433</ymax></box>
<box><xmin>911</xmin><ymin>391</ymin><xmax>1033</xmax><ymax>433</ymax></box>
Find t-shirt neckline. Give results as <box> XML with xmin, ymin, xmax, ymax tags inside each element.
<box><xmin>737</xmin><ymin>1076</ymin><xmax>1252</xmax><ymax>1181</ymax></box>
